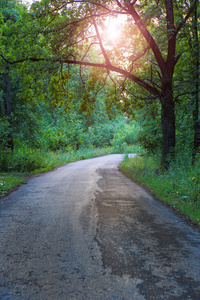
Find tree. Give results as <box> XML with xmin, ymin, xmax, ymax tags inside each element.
<box><xmin>25</xmin><ymin>0</ymin><xmax>198</xmax><ymax>165</ymax></box>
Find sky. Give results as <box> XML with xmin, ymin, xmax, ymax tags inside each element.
<box><xmin>22</xmin><ymin>0</ymin><xmax>39</xmax><ymax>4</ymax></box>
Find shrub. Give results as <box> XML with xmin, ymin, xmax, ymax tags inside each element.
<box><xmin>0</xmin><ymin>147</ymin><xmax>45</xmax><ymax>173</ymax></box>
<box><xmin>86</xmin><ymin>123</ymin><xmax>115</xmax><ymax>147</ymax></box>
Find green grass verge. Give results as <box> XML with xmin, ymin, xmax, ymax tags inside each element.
<box><xmin>121</xmin><ymin>155</ymin><xmax>200</xmax><ymax>226</ymax></box>
<box><xmin>0</xmin><ymin>176</ymin><xmax>25</xmax><ymax>197</ymax></box>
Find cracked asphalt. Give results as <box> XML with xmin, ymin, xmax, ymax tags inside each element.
<box><xmin>0</xmin><ymin>154</ymin><xmax>200</xmax><ymax>299</ymax></box>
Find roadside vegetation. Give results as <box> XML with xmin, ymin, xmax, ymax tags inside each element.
<box><xmin>121</xmin><ymin>153</ymin><xmax>200</xmax><ymax>226</ymax></box>
<box><xmin>0</xmin><ymin>176</ymin><xmax>25</xmax><ymax>197</ymax></box>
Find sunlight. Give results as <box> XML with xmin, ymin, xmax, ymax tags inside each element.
<box><xmin>21</xmin><ymin>0</ymin><xmax>40</xmax><ymax>4</ymax></box>
<box><xmin>104</xmin><ymin>15</ymin><xmax>127</xmax><ymax>43</ymax></box>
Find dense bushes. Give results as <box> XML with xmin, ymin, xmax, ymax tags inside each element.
<box><xmin>86</xmin><ymin>123</ymin><xmax>115</xmax><ymax>148</ymax></box>
<box><xmin>0</xmin><ymin>147</ymin><xmax>45</xmax><ymax>173</ymax></box>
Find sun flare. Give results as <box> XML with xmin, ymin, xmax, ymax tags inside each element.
<box><xmin>104</xmin><ymin>15</ymin><xmax>127</xmax><ymax>42</ymax></box>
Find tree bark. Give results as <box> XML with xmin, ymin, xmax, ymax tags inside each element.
<box><xmin>160</xmin><ymin>81</ymin><xmax>175</xmax><ymax>166</ymax></box>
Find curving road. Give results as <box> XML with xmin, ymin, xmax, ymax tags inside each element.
<box><xmin>0</xmin><ymin>154</ymin><xmax>200</xmax><ymax>299</ymax></box>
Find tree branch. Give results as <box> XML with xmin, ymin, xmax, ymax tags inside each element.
<box><xmin>165</xmin><ymin>0</ymin><xmax>176</xmax><ymax>73</ymax></box>
<box><xmin>0</xmin><ymin>54</ymin><xmax>10</xmax><ymax>64</ymax></box>
<box><xmin>39</xmin><ymin>1</ymin><xmax>127</xmax><ymax>17</ymax></box>
<box><xmin>9</xmin><ymin>56</ymin><xmax>160</xmax><ymax>96</ymax></box>
<box><xmin>124</xmin><ymin>87</ymin><xmax>158</xmax><ymax>101</ymax></box>
<box><xmin>41</xmin><ymin>12</ymin><xmax>111</xmax><ymax>35</ymax></box>
<box><xmin>81</xmin><ymin>42</ymin><xmax>99</xmax><ymax>62</ymax></box>
<box><xmin>115</xmin><ymin>0</ymin><xmax>128</xmax><ymax>12</ymax></box>
<box><xmin>63</xmin><ymin>59</ymin><xmax>160</xmax><ymax>97</ymax></box>
<box><xmin>175</xmin><ymin>0</ymin><xmax>199</xmax><ymax>35</ymax></box>
<box><xmin>93</xmin><ymin>19</ymin><xmax>111</xmax><ymax>66</ymax></box>
<box><xmin>128</xmin><ymin>46</ymin><xmax>150</xmax><ymax>63</ymax></box>
<box><xmin>126</xmin><ymin>4</ymin><xmax>167</xmax><ymax>78</ymax></box>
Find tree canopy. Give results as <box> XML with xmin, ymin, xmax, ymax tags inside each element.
<box><xmin>0</xmin><ymin>0</ymin><xmax>199</xmax><ymax>166</ymax></box>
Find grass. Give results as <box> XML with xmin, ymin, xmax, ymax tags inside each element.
<box><xmin>0</xmin><ymin>176</ymin><xmax>25</xmax><ymax>197</ymax></box>
<box><xmin>121</xmin><ymin>154</ymin><xmax>200</xmax><ymax>226</ymax></box>
<box><xmin>0</xmin><ymin>144</ymin><xmax>139</xmax><ymax>196</ymax></box>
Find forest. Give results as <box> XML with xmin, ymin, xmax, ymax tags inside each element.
<box><xmin>0</xmin><ymin>0</ymin><xmax>199</xmax><ymax>224</ymax></box>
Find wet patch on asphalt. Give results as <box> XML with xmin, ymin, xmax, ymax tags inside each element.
<box><xmin>95</xmin><ymin>168</ymin><xmax>200</xmax><ymax>299</ymax></box>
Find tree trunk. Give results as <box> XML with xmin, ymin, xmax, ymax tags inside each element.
<box><xmin>160</xmin><ymin>82</ymin><xmax>175</xmax><ymax>166</ymax></box>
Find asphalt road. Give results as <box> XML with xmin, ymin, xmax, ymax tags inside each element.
<box><xmin>0</xmin><ymin>154</ymin><xmax>200</xmax><ymax>299</ymax></box>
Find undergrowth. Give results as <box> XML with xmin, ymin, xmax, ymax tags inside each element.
<box><xmin>121</xmin><ymin>153</ymin><xmax>200</xmax><ymax>225</ymax></box>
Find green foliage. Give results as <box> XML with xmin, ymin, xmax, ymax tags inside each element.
<box><xmin>136</xmin><ymin>122</ymin><xmax>162</xmax><ymax>154</ymax></box>
<box><xmin>0</xmin><ymin>118</ymin><xmax>12</xmax><ymax>148</ymax></box>
<box><xmin>113</xmin><ymin>141</ymin><xmax>128</xmax><ymax>154</ymax></box>
<box><xmin>113</xmin><ymin>120</ymin><xmax>140</xmax><ymax>144</ymax></box>
<box><xmin>49</xmin><ymin>70</ymin><xmax>75</xmax><ymax>112</ymax></box>
<box><xmin>0</xmin><ymin>176</ymin><xmax>25</xmax><ymax>196</ymax></box>
<box><xmin>112</xmin><ymin>120</ymin><xmax>139</xmax><ymax>153</ymax></box>
<box><xmin>123</xmin><ymin>94</ymin><xmax>162</xmax><ymax>154</ymax></box>
<box><xmin>0</xmin><ymin>147</ymin><xmax>46</xmax><ymax>173</ymax></box>
<box><xmin>79</xmin><ymin>91</ymin><xmax>96</xmax><ymax>116</ymax></box>
<box><xmin>86</xmin><ymin>122</ymin><xmax>115</xmax><ymax>147</ymax></box>
<box><xmin>40</xmin><ymin>111</ymin><xmax>84</xmax><ymax>151</ymax></box>
<box><xmin>104</xmin><ymin>86</ymin><xmax>123</xmax><ymax>120</ymax></box>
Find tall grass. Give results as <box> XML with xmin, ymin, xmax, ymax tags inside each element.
<box><xmin>121</xmin><ymin>153</ymin><xmax>200</xmax><ymax>225</ymax></box>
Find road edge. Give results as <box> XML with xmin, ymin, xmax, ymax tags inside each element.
<box><xmin>119</xmin><ymin>166</ymin><xmax>200</xmax><ymax>234</ymax></box>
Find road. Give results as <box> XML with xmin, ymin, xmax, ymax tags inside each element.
<box><xmin>0</xmin><ymin>154</ymin><xmax>200</xmax><ymax>299</ymax></box>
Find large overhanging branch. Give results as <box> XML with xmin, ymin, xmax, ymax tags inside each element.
<box><xmin>8</xmin><ymin>57</ymin><xmax>159</xmax><ymax>97</ymax></box>
<box><xmin>61</xmin><ymin>59</ymin><xmax>160</xmax><ymax>97</ymax></box>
